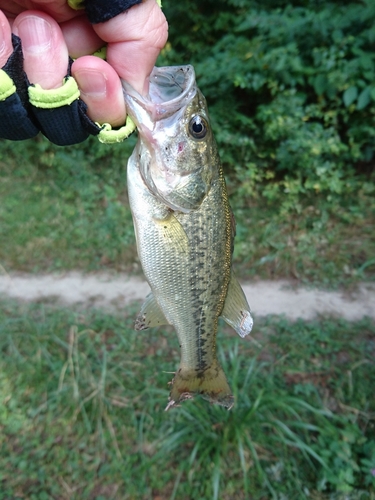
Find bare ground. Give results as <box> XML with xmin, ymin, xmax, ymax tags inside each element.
<box><xmin>0</xmin><ymin>272</ymin><xmax>374</xmax><ymax>320</ymax></box>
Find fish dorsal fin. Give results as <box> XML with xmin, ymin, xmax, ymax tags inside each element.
<box><xmin>221</xmin><ymin>272</ymin><xmax>253</xmax><ymax>338</ymax></box>
<box><xmin>135</xmin><ymin>292</ymin><xmax>170</xmax><ymax>331</ymax></box>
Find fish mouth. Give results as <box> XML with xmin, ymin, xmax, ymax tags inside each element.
<box><xmin>122</xmin><ymin>65</ymin><xmax>197</xmax><ymax>128</ymax></box>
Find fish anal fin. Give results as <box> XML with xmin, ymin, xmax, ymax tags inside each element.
<box><xmin>135</xmin><ymin>292</ymin><xmax>169</xmax><ymax>331</ymax></box>
<box><xmin>166</xmin><ymin>359</ymin><xmax>234</xmax><ymax>410</ymax></box>
<box><xmin>221</xmin><ymin>272</ymin><xmax>253</xmax><ymax>338</ymax></box>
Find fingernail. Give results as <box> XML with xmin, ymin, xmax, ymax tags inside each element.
<box><xmin>15</xmin><ymin>16</ymin><xmax>52</xmax><ymax>53</ymax></box>
<box><xmin>0</xmin><ymin>20</ymin><xmax>9</xmax><ymax>56</ymax></box>
<box><xmin>0</xmin><ymin>21</ymin><xmax>14</xmax><ymax>65</ymax></box>
<box><xmin>0</xmin><ymin>22</ymin><xmax>6</xmax><ymax>55</ymax></box>
<box><xmin>75</xmin><ymin>69</ymin><xmax>107</xmax><ymax>97</ymax></box>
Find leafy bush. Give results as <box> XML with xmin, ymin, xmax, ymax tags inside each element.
<box><xmin>160</xmin><ymin>0</ymin><xmax>375</xmax><ymax>207</ymax></box>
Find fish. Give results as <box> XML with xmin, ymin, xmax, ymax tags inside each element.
<box><xmin>123</xmin><ymin>65</ymin><xmax>253</xmax><ymax>410</ymax></box>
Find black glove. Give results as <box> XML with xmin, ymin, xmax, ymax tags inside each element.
<box><xmin>0</xmin><ymin>0</ymin><xmax>141</xmax><ymax>145</ymax></box>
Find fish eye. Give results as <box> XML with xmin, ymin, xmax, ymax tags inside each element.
<box><xmin>188</xmin><ymin>115</ymin><xmax>208</xmax><ymax>140</ymax></box>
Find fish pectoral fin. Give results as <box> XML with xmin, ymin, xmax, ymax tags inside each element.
<box><xmin>135</xmin><ymin>292</ymin><xmax>170</xmax><ymax>331</ymax></box>
<box><xmin>154</xmin><ymin>213</ymin><xmax>189</xmax><ymax>254</ymax></box>
<box><xmin>221</xmin><ymin>272</ymin><xmax>253</xmax><ymax>338</ymax></box>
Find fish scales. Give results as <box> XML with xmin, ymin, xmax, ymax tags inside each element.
<box><xmin>128</xmin><ymin>154</ymin><xmax>231</xmax><ymax>372</ymax></box>
<box><xmin>123</xmin><ymin>65</ymin><xmax>253</xmax><ymax>409</ymax></box>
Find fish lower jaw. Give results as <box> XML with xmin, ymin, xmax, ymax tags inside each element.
<box><xmin>165</xmin><ymin>361</ymin><xmax>234</xmax><ymax>411</ymax></box>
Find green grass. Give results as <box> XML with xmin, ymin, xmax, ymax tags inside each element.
<box><xmin>1</xmin><ymin>299</ymin><xmax>374</xmax><ymax>499</ymax></box>
<box><xmin>0</xmin><ymin>136</ymin><xmax>137</xmax><ymax>273</ymax></box>
<box><xmin>231</xmin><ymin>190</ymin><xmax>375</xmax><ymax>287</ymax></box>
<box><xmin>1</xmin><ymin>136</ymin><xmax>374</xmax><ymax>286</ymax></box>
<box><xmin>1</xmin><ymin>133</ymin><xmax>374</xmax><ymax>497</ymax></box>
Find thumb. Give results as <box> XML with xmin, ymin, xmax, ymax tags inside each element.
<box><xmin>92</xmin><ymin>0</ymin><xmax>168</xmax><ymax>95</ymax></box>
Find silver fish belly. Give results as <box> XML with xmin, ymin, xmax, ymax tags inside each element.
<box><xmin>124</xmin><ymin>66</ymin><xmax>253</xmax><ymax>409</ymax></box>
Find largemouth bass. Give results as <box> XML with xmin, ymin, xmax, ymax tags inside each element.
<box><xmin>123</xmin><ymin>66</ymin><xmax>253</xmax><ymax>410</ymax></box>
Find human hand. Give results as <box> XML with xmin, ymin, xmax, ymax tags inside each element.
<box><xmin>0</xmin><ymin>0</ymin><xmax>168</xmax><ymax>133</ymax></box>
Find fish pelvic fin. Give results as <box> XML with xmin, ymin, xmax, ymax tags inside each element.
<box><xmin>135</xmin><ymin>292</ymin><xmax>170</xmax><ymax>331</ymax></box>
<box><xmin>165</xmin><ymin>359</ymin><xmax>234</xmax><ymax>411</ymax></box>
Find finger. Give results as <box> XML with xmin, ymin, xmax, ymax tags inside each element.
<box><xmin>60</xmin><ymin>15</ymin><xmax>104</xmax><ymax>59</ymax></box>
<box><xmin>72</xmin><ymin>55</ymin><xmax>126</xmax><ymax>127</ymax></box>
<box><xmin>0</xmin><ymin>1</ymin><xmax>24</xmax><ymax>19</ymax></box>
<box><xmin>1</xmin><ymin>1</ymin><xmax>79</xmax><ymax>23</ymax></box>
<box><xmin>93</xmin><ymin>0</ymin><xmax>168</xmax><ymax>95</ymax></box>
<box><xmin>12</xmin><ymin>10</ymin><xmax>69</xmax><ymax>89</ymax></box>
<box><xmin>0</xmin><ymin>10</ymin><xmax>14</xmax><ymax>66</ymax></box>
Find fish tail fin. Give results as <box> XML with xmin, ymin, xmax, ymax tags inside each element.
<box><xmin>165</xmin><ymin>359</ymin><xmax>234</xmax><ymax>410</ymax></box>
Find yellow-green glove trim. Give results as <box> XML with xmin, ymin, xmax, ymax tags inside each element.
<box><xmin>0</xmin><ymin>70</ymin><xmax>17</xmax><ymax>101</ymax></box>
<box><xmin>67</xmin><ymin>0</ymin><xmax>85</xmax><ymax>10</ymax></box>
<box><xmin>97</xmin><ymin>115</ymin><xmax>136</xmax><ymax>143</ymax></box>
<box><xmin>92</xmin><ymin>46</ymin><xmax>107</xmax><ymax>60</ymax></box>
<box><xmin>28</xmin><ymin>77</ymin><xmax>80</xmax><ymax>109</ymax></box>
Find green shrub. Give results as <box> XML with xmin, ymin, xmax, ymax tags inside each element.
<box><xmin>160</xmin><ymin>0</ymin><xmax>375</xmax><ymax>207</ymax></box>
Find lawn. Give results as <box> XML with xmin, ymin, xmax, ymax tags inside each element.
<box><xmin>0</xmin><ymin>129</ymin><xmax>374</xmax><ymax>500</ymax></box>
<box><xmin>0</xmin><ymin>135</ymin><xmax>374</xmax><ymax>287</ymax></box>
<box><xmin>0</xmin><ymin>300</ymin><xmax>374</xmax><ymax>499</ymax></box>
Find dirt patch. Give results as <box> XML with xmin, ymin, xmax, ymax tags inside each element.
<box><xmin>0</xmin><ymin>272</ymin><xmax>374</xmax><ymax>320</ymax></box>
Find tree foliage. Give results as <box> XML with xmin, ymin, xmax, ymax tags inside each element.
<box><xmin>160</xmin><ymin>0</ymin><xmax>375</xmax><ymax>206</ymax></box>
